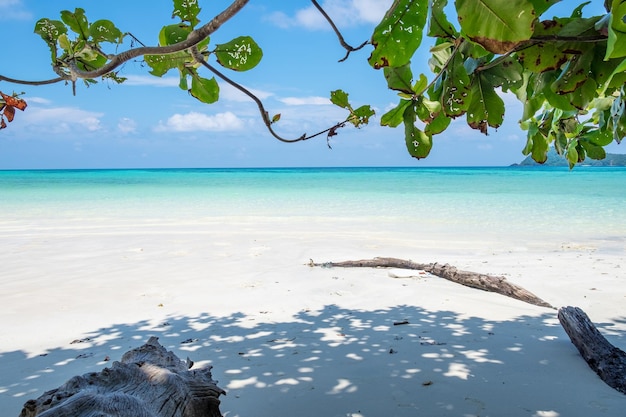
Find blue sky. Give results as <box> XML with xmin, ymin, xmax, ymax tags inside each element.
<box><xmin>0</xmin><ymin>0</ymin><xmax>621</xmax><ymax>169</ymax></box>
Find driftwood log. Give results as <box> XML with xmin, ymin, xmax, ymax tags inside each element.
<box><xmin>310</xmin><ymin>257</ymin><xmax>554</xmax><ymax>308</ymax></box>
<box><xmin>19</xmin><ymin>337</ymin><xmax>225</xmax><ymax>417</ymax></box>
<box><xmin>558</xmin><ymin>306</ymin><xmax>626</xmax><ymax>394</ymax></box>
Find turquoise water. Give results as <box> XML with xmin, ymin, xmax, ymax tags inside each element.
<box><xmin>0</xmin><ymin>167</ymin><xmax>624</xmax><ymax>241</ymax></box>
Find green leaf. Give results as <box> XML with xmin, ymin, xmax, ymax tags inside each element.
<box><xmin>481</xmin><ymin>56</ymin><xmax>523</xmax><ymax>92</ymax></box>
<box><xmin>403</xmin><ymin>105</ymin><xmax>433</xmax><ymax>159</ymax></box>
<box><xmin>215</xmin><ymin>36</ymin><xmax>263</xmax><ymax>71</ymax></box>
<box><xmin>456</xmin><ymin>0</ymin><xmax>535</xmax><ymax>54</ymax></box>
<box><xmin>466</xmin><ymin>74</ymin><xmax>505</xmax><ymax>134</ymax></box>
<box><xmin>606</xmin><ymin>0</ymin><xmax>626</xmax><ymax>58</ymax></box>
<box><xmin>580</xmin><ymin>139</ymin><xmax>607</xmax><ymax>160</ymax></box>
<box><xmin>61</xmin><ymin>8</ymin><xmax>89</xmax><ymax>40</ymax></box>
<box><xmin>441</xmin><ymin>52</ymin><xmax>471</xmax><ymax>117</ymax></box>
<box><xmin>381</xmin><ymin>100</ymin><xmax>412</xmax><ymax>127</ymax></box>
<box><xmin>145</xmin><ymin>51</ymin><xmax>190</xmax><ymax>77</ymax></box>
<box><xmin>369</xmin><ymin>0</ymin><xmax>428</xmax><ymax>69</ymax></box>
<box><xmin>551</xmin><ymin>48</ymin><xmax>594</xmax><ymax>94</ymax></box>
<box><xmin>330</xmin><ymin>90</ymin><xmax>351</xmax><ymax>109</ymax></box>
<box><xmin>173</xmin><ymin>0</ymin><xmax>201</xmax><ymax>27</ymax></box>
<box><xmin>425</xmin><ymin>111</ymin><xmax>452</xmax><ymax>135</ymax></box>
<box><xmin>89</xmin><ymin>19</ymin><xmax>123</xmax><ymax>44</ymax></box>
<box><xmin>159</xmin><ymin>24</ymin><xmax>192</xmax><ymax>46</ymax></box>
<box><xmin>190</xmin><ymin>75</ymin><xmax>219</xmax><ymax>104</ymax></box>
<box><xmin>34</xmin><ymin>18</ymin><xmax>67</xmax><ymax>61</ymax></box>
<box><xmin>429</xmin><ymin>0</ymin><xmax>458</xmax><ymax>38</ymax></box>
<box><xmin>384</xmin><ymin>64</ymin><xmax>414</xmax><ymax>94</ymax></box>
<box><xmin>349</xmin><ymin>105</ymin><xmax>376</xmax><ymax>127</ymax></box>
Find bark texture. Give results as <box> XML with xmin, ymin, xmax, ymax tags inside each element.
<box><xmin>558</xmin><ymin>306</ymin><xmax>626</xmax><ymax>395</ymax></box>
<box><xmin>310</xmin><ymin>257</ymin><xmax>554</xmax><ymax>308</ymax></box>
<box><xmin>18</xmin><ymin>337</ymin><xmax>225</xmax><ymax>417</ymax></box>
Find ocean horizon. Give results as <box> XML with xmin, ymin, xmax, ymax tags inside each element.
<box><xmin>2</xmin><ymin>166</ymin><xmax>624</xmax><ymax>244</ymax></box>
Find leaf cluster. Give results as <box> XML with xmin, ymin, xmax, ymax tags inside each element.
<box><xmin>359</xmin><ymin>0</ymin><xmax>626</xmax><ymax>167</ymax></box>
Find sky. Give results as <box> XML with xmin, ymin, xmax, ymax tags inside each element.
<box><xmin>0</xmin><ymin>0</ymin><xmax>621</xmax><ymax>169</ymax></box>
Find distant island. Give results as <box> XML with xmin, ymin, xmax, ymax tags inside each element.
<box><xmin>513</xmin><ymin>148</ymin><xmax>626</xmax><ymax>167</ymax></box>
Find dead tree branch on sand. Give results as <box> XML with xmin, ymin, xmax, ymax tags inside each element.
<box><xmin>558</xmin><ymin>306</ymin><xmax>626</xmax><ymax>395</ymax></box>
<box><xmin>18</xmin><ymin>337</ymin><xmax>225</xmax><ymax>417</ymax></box>
<box><xmin>309</xmin><ymin>257</ymin><xmax>554</xmax><ymax>309</ymax></box>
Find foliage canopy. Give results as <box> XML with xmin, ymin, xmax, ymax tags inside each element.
<box><xmin>1</xmin><ymin>0</ymin><xmax>625</xmax><ymax>168</ymax></box>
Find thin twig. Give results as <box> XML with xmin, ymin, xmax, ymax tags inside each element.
<box><xmin>311</xmin><ymin>0</ymin><xmax>368</xmax><ymax>62</ymax></box>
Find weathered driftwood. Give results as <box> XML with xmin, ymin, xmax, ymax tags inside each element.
<box><xmin>309</xmin><ymin>257</ymin><xmax>554</xmax><ymax>308</ymax></box>
<box><xmin>19</xmin><ymin>337</ymin><xmax>225</xmax><ymax>417</ymax></box>
<box><xmin>558</xmin><ymin>306</ymin><xmax>626</xmax><ymax>395</ymax></box>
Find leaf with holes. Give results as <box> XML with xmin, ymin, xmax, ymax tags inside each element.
<box><xmin>215</xmin><ymin>36</ymin><xmax>262</xmax><ymax>71</ymax></box>
<box><xmin>369</xmin><ymin>0</ymin><xmax>428</xmax><ymax>69</ymax></box>
<box><xmin>61</xmin><ymin>8</ymin><xmax>89</xmax><ymax>40</ymax></box>
<box><xmin>173</xmin><ymin>0</ymin><xmax>201</xmax><ymax>27</ymax></box>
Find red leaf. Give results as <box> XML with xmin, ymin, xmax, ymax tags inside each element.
<box><xmin>0</xmin><ymin>91</ymin><xmax>27</xmax><ymax>111</ymax></box>
<box><xmin>0</xmin><ymin>118</ymin><xmax>6</xmax><ymax>130</ymax></box>
<box><xmin>3</xmin><ymin>105</ymin><xmax>15</xmax><ymax>122</ymax></box>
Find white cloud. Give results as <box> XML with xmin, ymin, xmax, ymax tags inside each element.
<box><xmin>24</xmin><ymin>107</ymin><xmax>103</xmax><ymax>133</ymax></box>
<box><xmin>123</xmin><ymin>75</ymin><xmax>179</xmax><ymax>87</ymax></box>
<box><xmin>117</xmin><ymin>117</ymin><xmax>137</xmax><ymax>134</ymax></box>
<box><xmin>279</xmin><ymin>96</ymin><xmax>330</xmax><ymax>106</ymax></box>
<box><xmin>0</xmin><ymin>0</ymin><xmax>31</xmax><ymax>20</ymax></box>
<box><xmin>271</xmin><ymin>0</ymin><xmax>393</xmax><ymax>30</ymax></box>
<box><xmin>154</xmin><ymin>111</ymin><xmax>244</xmax><ymax>132</ymax></box>
<box><xmin>219</xmin><ymin>83</ymin><xmax>274</xmax><ymax>102</ymax></box>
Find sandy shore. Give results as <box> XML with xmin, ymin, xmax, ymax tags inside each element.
<box><xmin>1</xmin><ymin>215</ymin><xmax>625</xmax><ymax>416</ymax></box>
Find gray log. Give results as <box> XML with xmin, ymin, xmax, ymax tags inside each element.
<box><xmin>558</xmin><ymin>306</ymin><xmax>626</xmax><ymax>395</ymax></box>
<box><xmin>310</xmin><ymin>257</ymin><xmax>554</xmax><ymax>308</ymax></box>
<box><xmin>19</xmin><ymin>337</ymin><xmax>225</xmax><ymax>417</ymax></box>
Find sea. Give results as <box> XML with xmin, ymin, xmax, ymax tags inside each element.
<box><xmin>0</xmin><ymin>166</ymin><xmax>624</xmax><ymax>245</ymax></box>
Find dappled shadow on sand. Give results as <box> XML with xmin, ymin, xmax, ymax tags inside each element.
<box><xmin>1</xmin><ymin>305</ymin><xmax>625</xmax><ymax>417</ymax></box>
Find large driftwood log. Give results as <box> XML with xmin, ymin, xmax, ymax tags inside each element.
<box><xmin>19</xmin><ymin>337</ymin><xmax>225</xmax><ymax>417</ymax></box>
<box><xmin>310</xmin><ymin>257</ymin><xmax>554</xmax><ymax>308</ymax></box>
<box><xmin>558</xmin><ymin>306</ymin><xmax>626</xmax><ymax>395</ymax></box>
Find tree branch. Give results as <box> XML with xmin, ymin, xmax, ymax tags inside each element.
<box><xmin>311</xmin><ymin>0</ymin><xmax>368</xmax><ymax>62</ymax></box>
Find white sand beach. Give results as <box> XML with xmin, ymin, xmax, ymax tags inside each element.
<box><xmin>1</xmin><ymin>212</ymin><xmax>625</xmax><ymax>417</ymax></box>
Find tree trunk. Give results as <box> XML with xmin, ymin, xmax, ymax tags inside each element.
<box><xmin>309</xmin><ymin>257</ymin><xmax>554</xmax><ymax>308</ymax></box>
<box><xmin>558</xmin><ymin>306</ymin><xmax>626</xmax><ymax>395</ymax></box>
<box><xmin>18</xmin><ymin>337</ymin><xmax>225</xmax><ymax>417</ymax></box>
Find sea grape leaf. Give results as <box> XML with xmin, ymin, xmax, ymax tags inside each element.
<box><xmin>466</xmin><ymin>74</ymin><xmax>505</xmax><ymax>134</ymax></box>
<box><xmin>403</xmin><ymin>105</ymin><xmax>433</xmax><ymax>159</ymax></box>
<box><xmin>579</xmin><ymin>139</ymin><xmax>607</xmax><ymax>160</ymax></box>
<box><xmin>441</xmin><ymin>52</ymin><xmax>471</xmax><ymax>117</ymax></box>
<box><xmin>34</xmin><ymin>18</ymin><xmax>67</xmax><ymax>60</ymax></box>
<box><xmin>173</xmin><ymin>0</ymin><xmax>201</xmax><ymax>27</ymax></box>
<box><xmin>190</xmin><ymin>75</ymin><xmax>219</xmax><ymax>104</ymax></box>
<box><xmin>456</xmin><ymin>0</ymin><xmax>535</xmax><ymax>54</ymax></box>
<box><xmin>606</xmin><ymin>0</ymin><xmax>626</xmax><ymax>58</ymax></box>
<box><xmin>348</xmin><ymin>105</ymin><xmax>375</xmax><ymax>127</ymax></box>
<box><xmin>215</xmin><ymin>36</ymin><xmax>262</xmax><ymax>71</ymax></box>
<box><xmin>61</xmin><ymin>8</ymin><xmax>89</xmax><ymax>40</ymax></box>
<box><xmin>330</xmin><ymin>90</ymin><xmax>350</xmax><ymax>109</ymax></box>
<box><xmin>369</xmin><ymin>0</ymin><xmax>428</xmax><ymax>69</ymax></box>
<box><xmin>384</xmin><ymin>64</ymin><xmax>414</xmax><ymax>94</ymax></box>
<box><xmin>145</xmin><ymin>51</ymin><xmax>190</xmax><ymax>76</ymax></box>
<box><xmin>429</xmin><ymin>0</ymin><xmax>457</xmax><ymax>38</ymax></box>
<box><xmin>89</xmin><ymin>19</ymin><xmax>123</xmax><ymax>44</ymax></box>
<box><xmin>481</xmin><ymin>56</ymin><xmax>523</xmax><ymax>92</ymax></box>
<box><xmin>551</xmin><ymin>48</ymin><xmax>594</xmax><ymax>94</ymax></box>
<box><xmin>159</xmin><ymin>24</ymin><xmax>191</xmax><ymax>46</ymax></box>
<box><xmin>381</xmin><ymin>100</ymin><xmax>412</xmax><ymax>128</ymax></box>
